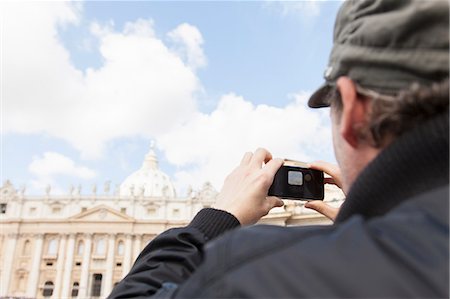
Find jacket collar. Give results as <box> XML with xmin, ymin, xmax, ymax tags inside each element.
<box><xmin>335</xmin><ymin>112</ymin><xmax>449</xmax><ymax>223</ymax></box>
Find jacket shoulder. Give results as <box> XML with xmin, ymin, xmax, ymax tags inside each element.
<box><xmin>176</xmin><ymin>186</ymin><xmax>449</xmax><ymax>298</ymax></box>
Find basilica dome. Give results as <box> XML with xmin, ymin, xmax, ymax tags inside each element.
<box><xmin>120</xmin><ymin>146</ymin><xmax>176</xmax><ymax>198</ymax></box>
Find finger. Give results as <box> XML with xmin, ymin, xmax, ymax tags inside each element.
<box><xmin>324</xmin><ymin>177</ymin><xmax>337</xmax><ymax>185</ymax></box>
<box><xmin>266</xmin><ymin>196</ymin><xmax>284</xmax><ymax>209</ymax></box>
<box><xmin>304</xmin><ymin>200</ymin><xmax>339</xmax><ymax>221</ymax></box>
<box><xmin>309</xmin><ymin>160</ymin><xmax>343</xmax><ymax>189</ymax></box>
<box><xmin>263</xmin><ymin>158</ymin><xmax>284</xmax><ymax>178</ymax></box>
<box><xmin>240</xmin><ymin>152</ymin><xmax>253</xmax><ymax>166</ymax></box>
<box><xmin>274</xmin><ymin>197</ymin><xmax>284</xmax><ymax>208</ymax></box>
<box><xmin>250</xmin><ymin>148</ymin><xmax>272</xmax><ymax>169</ymax></box>
<box><xmin>309</xmin><ymin>160</ymin><xmax>339</xmax><ymax>175</ymax></box>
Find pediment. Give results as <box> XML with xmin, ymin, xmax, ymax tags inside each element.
<box><xmin>69</xmin><ymin>205</ymin><xmax>134</xmax><ymax>222</ymax></box>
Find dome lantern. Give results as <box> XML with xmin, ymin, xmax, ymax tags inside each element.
<box><xmin>142</xmin><ymin>142</ymin><xmax>158</xmax><ymax>170</ymax></box>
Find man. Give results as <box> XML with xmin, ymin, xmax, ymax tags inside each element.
<box><xmin>109</xmin><ymin>0</ymin><xmax>449</xmax><ymax>297</ymax></box>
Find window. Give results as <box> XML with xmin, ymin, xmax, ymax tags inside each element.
<box><xmin>23</xmin><ymin>240</ymin><xmax>31</xmax><ymax>255</ymax></box>
<box><xmin>172</xmin><ymin>208</ymin><xmax>180</xmax><ymax>217</ymax></box>
<box><xmin>117</xmin><ymin>241</ymin><xmax>124</xmax><ymax>256</ymax></box>
<box><xmin>77</xmin><ymin>241</ymin><xmax>84</xmax><ymax>256</ymax></box>
<box><xmin>147</xmin><ymin>208</ymin><xmax>156</xmax><ymax>216</ymax></box>
<box><xmin>120</xmin><ymin>207</ymin><xmax>126</xmax><ymax>214</ymax></box>
<box><xmin>29</xmin><ymin>207</ymin><xmax>36</xmax><ymax>215</ymax></box>
<box><xmin>46</xmin><ymin>262</ymin><xmax>53</xmax><ymax>266</ymax></box>
<box><xmin>91</xmin><ymin>274</ymin><xmax>102</xmax><ymax>297</ymax></box>
<box><xmin>0</xmin><ymin>203</ymin><xmax>6</xmax><ymax>214</ymax></box>
<box><xmin>96</xmin><ymin>239</ymin><xmax>105</xmax><ymax>255</ymax></box>
<box><xmin>71</xmin><ymin>282</ymin><xmax>79</xmax><ymax>297</ymax></box>
<box><xmin>81</xmin><ymin>207</ymin><xmax>87</xmax><ymax>212</ymax></box>
<box><xmin>52</xmin><ymin>207</ymin><xmax>61</xmax><ymax>214</ymax></box>
<box><xmin>43</xmin><ymin>281</ymin><xmax>54</xmax><ymax>297</ymax></box>
<box><xmin>18</xmin><ymin>275</ymin><xmax>25</xmax><ymax>292</ymax></box>
<box><xmin>75</xmin><ymin>262</ymin><xmax>81</xmax><ymax>266</ymax></box>
<box><xmin>47</xmin><ymin>239</ymin><xmax>58</xmax><ymax>255</ymax></box>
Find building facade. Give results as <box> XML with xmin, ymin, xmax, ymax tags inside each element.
<box><xmin>0</xmin><ymin>148</ymin><xmax>344</xmax><ymax>299</ymax></box>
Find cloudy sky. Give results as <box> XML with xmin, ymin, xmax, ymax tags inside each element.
<box><xmin>1</xmin><ymin>1</ymin><xmax>342</xmax><ymax>196</ymax></box>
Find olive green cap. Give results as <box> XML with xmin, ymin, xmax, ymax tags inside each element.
<box><xmin>308</xmin><ymin>0</ymin><xmax>449</xmax><ymax>108</ymax></box>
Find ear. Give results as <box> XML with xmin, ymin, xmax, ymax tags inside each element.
<box><xmin>336</xmin><ymin>77</ymin><xmax>368</xmax><ymax>148</ymax></box>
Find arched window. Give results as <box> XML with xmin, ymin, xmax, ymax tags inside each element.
<box><xmin>117</xmin><ymin>241</ymin><xmax>124</xmax><ymax>256</ymax></box>
<box><xmin>71</xmin><ymin>282</ymin><xmax>79</xmax><ymax>297</ymax></box>
<box><xmin>0</xmin><ymin>203</ymin><xmax>7</xmax><ymax>214</ymax></box>
<box><xmin>77</xmin><ymin>241</ymin><xmax>84</xmax><ymax>256</ymax></box>
<box><xmin>23</xmin><ymin>240</ymin><xmax>31</xmax><ymax>255</ymax></box>
<box><xmin>47</xmin><ymin>239</ymin><xmax>58</xmax><ymax>255</ymax></box>
<box><xmin>18</xmin><ymin>275</ymin><xmax>26</xmax><ymax>292</ymax></box>
<box><xmin>91</xmin><ymin>274</ymin><xmax>102</xmax><ymax>297</ymax></box>
<box><xmin>96</xmin><ymin>239</ymin><xmax>105</xmax><ymax>255</ymax></box>
<box><xmin>42</xmin><ymin>281</ymin><xmax>54</xmax><ymax>297</ymax></box>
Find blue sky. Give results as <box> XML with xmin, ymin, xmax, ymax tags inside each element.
<box><xmin>1</xmin><ymin>1</ymin><xmax>342</xmax><ymax>196</ymax></box>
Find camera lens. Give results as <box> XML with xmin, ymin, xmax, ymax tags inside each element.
<box><xmin>305</xmin><ymin>174</ymin><xmax>312</xmax><ymax>182</ymax></box>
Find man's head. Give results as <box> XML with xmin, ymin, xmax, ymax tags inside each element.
<box><xmin>308</xmin><ymin>0</ymin><xmax>449</xmax><ymax>192</ymax></box>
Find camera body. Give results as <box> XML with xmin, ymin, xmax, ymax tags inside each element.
<box><xmin>268</xmin><ymin>160</ymin><xmax>324</xmax><ymax>201</ymax></box>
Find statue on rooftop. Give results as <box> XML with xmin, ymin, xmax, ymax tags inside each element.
<box><xmin>45</xmin><ymin>185</ymin><xmax>51</xmax><ymax>196</ymax></box>
<box><xmin>20</xmin><ymin>184</ymin><xmax>26</xmax><ymax>196</ymax></box>
<box><xmin>104</xmin><ymin>181</ymin><xmax>111</xmax><ymax>194</ymax></box>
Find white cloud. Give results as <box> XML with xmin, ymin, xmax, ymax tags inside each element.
<box><xmin>265</xmin><ymin>0</ymin><xmax>346</xmax><ymax>19</ymax></box>
<box><xmin>2</xmin><ymin>2</ymin><xmax>203</xmax><ymax>158</ymax></box>
<box><xmin>29</xmin><ymin>152</ymin><xmax>96</xmax><ymax>179</ymax></box>
<box><xmin>157</xmin><ymin>92</ymin><xmax>332</xmax><ymax>194</ymax></box>
<box><xmin>167</xmin><ymin>23</ymin><xmax>207</xmax><ymax>70</ymax></box>
<box><xmin>28</xmin><ymin>152</ymin><xmax>97</xmax><ymax>194</ymax></box>
<box><xmin>263</xmin><ymin>1</ymin><xmax>322</xmax><ymax>19</ymax></box>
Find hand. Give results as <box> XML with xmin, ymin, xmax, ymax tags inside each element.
<box><xmin>213</xmin><ymin>148</ymin><xmax>284</xmax><ymax>226</ymax></box>
<box><xmin>310</xmin><ymin>160</ymin><xmax>343</xmax><ymax>189</ymax></box>
<box><xmin>304</xmin><ymin>161</ymin><xmax>344</xmax><ymax>222</ymax></box>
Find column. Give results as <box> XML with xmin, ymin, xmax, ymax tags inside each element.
<box><xmin>26</xmin><ymin>234</ymin><xmax>44</xmax><ymax>298</ymax></box>
<box><xmin>188</xmin><ymin>199</ymin><xmax>194</xmax><ymax>219</ymax></box>
<box><xmin>18</xmin><ymin>198</ymin><xmax>25</xmax><ymax>218</ymax></box>
<box><xmin>132</xmin><ymin>235</ymin><xmax>142</xmax><ymax>263</ymax></box>
<box><xmin>102</xmin><ymin>234</ymin><xmax>116</xmax><ymax>297</ymax></box>
<box><xmin>0</xmin><ymin>233</ymin><xmax>18</xmax><ymax>296</ymax></box>
<box><xmin>53</xmin><ymin>235</ymin><xmax>67</xmax><ymax>299</ymax></box>
<box><xmin>60</xmin><ymin>234</ymin><xmax>76</xmax><ymax>298</ymax></box>
<box><xmin>130</xmin><ymin>197</ymin><xmax>136</xmax><ymax>218</ymax></box>
<box><xmin>79</xmin><ymin>233</ymin><xmax>92</xmax><ymax>298</ymax></box>
<box><xmin>121</xmin><ymin>234</ymin><xmax>133</xmax><ymax>278</ymax></box>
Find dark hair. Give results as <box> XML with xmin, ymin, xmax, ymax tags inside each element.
<box><xmin>329</xmin><ymin>79</ymin><xmax>449</xmax><ymax>147</ymax></box>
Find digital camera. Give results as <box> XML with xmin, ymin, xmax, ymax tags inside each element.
<box><xmin>268</xmin><ymin>160</ymin><xmax>324</xmax><ymax>200</ymax></box>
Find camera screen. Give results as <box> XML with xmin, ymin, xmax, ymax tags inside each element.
<box><xmin>288</xmin><ymin>171</ymin><xmax>303</xmax><ymax>186</ymax></box>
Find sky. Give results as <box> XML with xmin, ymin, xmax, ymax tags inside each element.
<box><xmin>1</xmin><ymin>1</ymin><xmax>343</xmax><ymax>196</ymax></box>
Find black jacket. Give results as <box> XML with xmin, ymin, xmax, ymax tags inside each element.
<box><xmin>109</xmin><ymin>112</ymin><xmax>449</xmax><ymax>298</ymax></box>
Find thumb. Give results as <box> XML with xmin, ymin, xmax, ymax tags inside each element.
<box><xmin>304</xmin><ymin>200</ymin><xmax>339</xmax><ymax>221</ymax></box>
<box><xmin>266</xmin><ymin>196</ymin><xmax>284</xmax><ymax>210</ymax></box>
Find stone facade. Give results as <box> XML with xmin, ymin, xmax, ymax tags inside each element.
<box><xmin>0</xmin><ymin>149</ymin><xmax>344</xmax><ymax>299</ymax></box>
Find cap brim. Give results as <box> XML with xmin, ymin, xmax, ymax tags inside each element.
<box><xmin>308</xmin><ymin>84</ymin><xmax>332</xmax><ymax>108</ymax></box>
